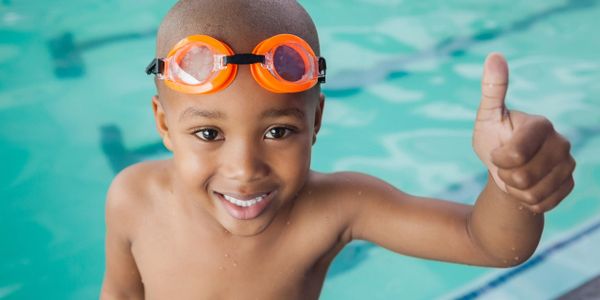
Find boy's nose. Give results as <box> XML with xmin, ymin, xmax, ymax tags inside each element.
<box><xmin>220</xmin><ymin>140</ymin><xmax>270</xmax><ymax>183</ymax></box>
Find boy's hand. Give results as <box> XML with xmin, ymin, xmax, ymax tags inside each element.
<box><xmin>472</xmin><ymin>53</ymin><xmax>575</xmax><ymax>213</ymax></box>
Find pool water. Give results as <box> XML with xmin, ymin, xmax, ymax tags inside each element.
<box><xmin>1</xmin><ymin>0</ymin><xmax>600</xmax><ymax>299</ymax></box>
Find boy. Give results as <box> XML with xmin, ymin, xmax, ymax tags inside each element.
<box><xmin>100</xmin><ymin>0</ymin><xmax>575</xmax><ymax>299</ymax></box>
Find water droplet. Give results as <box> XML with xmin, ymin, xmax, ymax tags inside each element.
<box><xmin>518</xmin><ymin>206</ymin><xmax>523</xmax><ymax>210</ymax></box>
<box><xmin>224</xmin><ymin>253</ymin><xmax>230</xmax><ymax>258</ymax></box>
<box><xmin>502</xmin><ymin>259</ymin><xmax>508</xmax><ymax>264</ymax></box>
<box><xmin>286</xmin><ymin>221</ymin><xmax>291</xmax><ymax>226</ymax></box>
<box><xmin>358</xmin><ymin>191</ymin><xmax>363</xmax><ymax>196</ymax></box>
<box><xmin>233</xmin><ymin>261</ymin><xmax>238</xmax><ymax>267</ymax></box>
<box><xmin>219</xmin><ymin>266</ymin><xmax>224</xmax><ymax>270</ymax></box>
<box><xmin>514</xmin><ymin>256</ymin><xmax>520</xmax><ymax>261</ymax></box>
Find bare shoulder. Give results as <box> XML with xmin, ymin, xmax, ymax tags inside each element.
<box><xmin>105</xmin><ymin>160</ymin><xmax>173</xmax><ymax>238</ymax></box>
<box><xmin>102</xmin><ymin>161</ymin><xmax>169</xmax><ymax>299</ymax></box>
<box><xmin>308</xmin><ymin>171</ymin><xmax>407</xmax><ymax>201</ymax></box>
<box><xmin>107</xmin><ymin>160</ymin><xmax>170</xmax><ymax>204</ymax></box>
<box><xmin>299</xmin><ymin>171</ymin><xmax>410</xmax><ymax>241</ymax></box>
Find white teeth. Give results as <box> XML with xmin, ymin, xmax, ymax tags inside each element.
<box><xmin>223</xmin><ymin>194</ymin><xmax>267</xmax><ymax>207</ymax></box>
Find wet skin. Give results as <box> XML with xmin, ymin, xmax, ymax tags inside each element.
<box><xmin>101</xmin><ymin>54</ymin><xmax>575</xmax><ymax>299</ymax></box>
<box><xmin>102</xmin><ymin>66</ymin><xmax>348</xmax><ymax>299</ymax></box>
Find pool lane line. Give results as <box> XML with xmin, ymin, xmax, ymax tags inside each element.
<box><xmin>100</xmin><ymin>124</ymin><xmax>168</xmax><ymax>173</ymax></box>
<box><xmin>46</xmin><ymin>29</ymin><xmax>156</xmax><ymax>78</ymax></box>
<box><xmin>451</xmin><ymin>215</ymin><xmax>600</xmax><ymax>300</ymax></box>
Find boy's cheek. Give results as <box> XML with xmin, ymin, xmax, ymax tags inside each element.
<box><xmin>271</xmin><ymin>138</ymin><xmax>313</xmax><ymax>183</ymax></box>
<box><xmin>173</xmin><ymin>152</ymin><xmax>210</xmax><ymax>186</ymax></box>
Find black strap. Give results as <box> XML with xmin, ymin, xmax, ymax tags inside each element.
<box><xmin>145</xmin><ymin>58</ymin><xmax>164</xmax><ymax>75</ymax></box>
<box><xmin>224</xmin><ymin>54</ymin><xmax>265</xmax><ymax>65</ymax></box>
<box><xmin>318</xmin><ymin>57</ymin><xmax>327</xmax><ymax>83</ymax></box>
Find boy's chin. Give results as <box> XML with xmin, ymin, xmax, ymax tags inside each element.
<box><xmin>218</xmin><ymin>213</ymin><xmax>277</xmax><ymax>237</ymax></box>
<box><xmin>213</xmin><ymin>198</ymin><xmax>280</xmax><ymax>237</ymax></box>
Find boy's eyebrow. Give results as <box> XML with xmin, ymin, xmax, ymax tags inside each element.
<box><xmin>179</xmin><ymin>107</ymin><xmax>225</xmax><ymax>121</ymax></box>
<box><xmin>179</xmin><ymin>107</ymin><xmax>305</xmax><ymax>121</ymax></box>
<box><xmin>261</xmin><ymin>108</ymin><xmax>305</xmax><ymax>120</ymax></box>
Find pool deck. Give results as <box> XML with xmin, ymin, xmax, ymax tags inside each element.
<box><xmin>559</xmin><ymin>275</ymin><xmax>600</xmax><ymax>300</ymax></box>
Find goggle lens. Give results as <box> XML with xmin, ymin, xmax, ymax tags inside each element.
<box><xmin>273</xmin><ymin>45</ymin><xmax>306</xmax><ymax>82</ymax></box>
<box><xmin>170</xmin><ymin>44</ymin><xmax>215</xmax><ymax>85</ymax></box>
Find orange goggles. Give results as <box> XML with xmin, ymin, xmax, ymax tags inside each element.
<box><xmin>145</xmin><ymin>34</ymin><xmax>326</xmax><ymax>94</ymax></box>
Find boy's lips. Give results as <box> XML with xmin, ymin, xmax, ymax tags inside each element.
<box><xmin>214</xmin><ymin>190</ymin><xmax>275</xmax><ymax>220</ymax></box>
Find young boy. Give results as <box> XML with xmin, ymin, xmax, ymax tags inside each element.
<box><xmin>100</xmin><ymin>0</ymin><xmax>576</xmax><ymax>299</ymax></box>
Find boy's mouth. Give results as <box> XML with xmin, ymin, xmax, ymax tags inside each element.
<box><xmin>214</xmin><ymin>191</ymin><xmax>275</xmax><ymax>220</ymax></box>
<box><xmin>223</xmin><ymin>193</ymin><xmax>267</xmax><ymax>207</ymax></box>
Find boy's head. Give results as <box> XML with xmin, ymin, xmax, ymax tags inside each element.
<box><xmin>149</xmin><ymin>0</ymin><xmax>325</xmax><ymax>236</ymax></box>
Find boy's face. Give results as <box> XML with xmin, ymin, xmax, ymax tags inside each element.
<box><xmin>153</xmin><ymin>66</ymin><xmax>323</xmax><ymax>236</ymax></box>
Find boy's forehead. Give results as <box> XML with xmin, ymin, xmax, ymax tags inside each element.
<box><xmin>156</xmin><ymin>0</ymin><xmax>320</xmax><ymax>56</ymax></box>
<box><xmin>172</xmin><ymin>89</ymin><xmax>314</xmax><ymax>122</ymax></box>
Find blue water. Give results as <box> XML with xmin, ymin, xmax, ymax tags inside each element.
<box><xmin>1</xmin><ymin>0</ymin><xmax>600</xmax><ymax>299</ymax></box>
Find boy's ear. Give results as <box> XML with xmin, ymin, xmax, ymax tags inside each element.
<box><xmin>312</xmin><ymin>93</ymin><xmax>325</xmax><ymax>145</ymax></box>
<box><xmin>152</xmin><ymin>95</ymin><xmax>174</xmax><ymax>152</ymax></box>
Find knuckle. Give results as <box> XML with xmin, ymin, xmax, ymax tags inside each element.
<box><xmin>497</xmin><ymin>168</ymin><xmax>511</xmax><ymax>182</ymax></box>
<box><xmin>543</xmin><ymin>200</ymin><xmax>560</xmax><ymax>212</ymax></box>
<box><xmin>550</xmin><ymin>199</ymin><xmax>563</xmax><ymax>210</ymax></box>
<box><xmin>557</xmin><ymin>136</ymin><xmax>572</xmax><ymax>156</ymax></box>
<box><xmin>522</xmin><ymin>191</ymin><xmax>541</xmax><ymax>204</ymax></box>
<box><xmin>512</xmin><ymin>170</ymin><xmax>532</xmax><ymax>189</ymax></box>
<box><xmin>536</xmin><ymin>116</ymin><xmax>554</xmax><ymax>132</ymax></box>
<box><xmin>529</xmin><ymin>204</ymin><xmax>543</xmax><ymax>214</ymax></box>
<box><xmin>542</xmin><ymin>117</ymin><xmax>554</xmax><ymax>131</ymax></box>
<box><xmin>508</xmin><ymin>149</ymin><xmax>527</xmax><ymax>166</ymax></box>
<box><xmin>566</xmin><ymin>176</ymin><xmax>575</xmax><ymax>192</ymax></box>
<box><xmin>559</xmin><ymin>157</ymin><xmax>576</xmax><ymax>178</ymax></box>
<box><xmin>564</xmin><ymin>137</ymin><xmax>572</xmax><ymax>153</ymax></box>
<box><xmin>569</xmin><ymin>156</ymin><xmax>577</xmax><ymax>172</ymax></box>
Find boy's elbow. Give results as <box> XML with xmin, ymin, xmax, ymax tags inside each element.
<box><xmin>484</xmin><ymin>248</ymin><xmax>537</xmax><ymax>268</ymax></box>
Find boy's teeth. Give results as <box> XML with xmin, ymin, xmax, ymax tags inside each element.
<box><xmin>223</xmin><ymin>194</ymin><xmax>267</xmax><ymax>207</ymax></box>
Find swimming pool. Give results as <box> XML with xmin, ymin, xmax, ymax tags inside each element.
<box><xmin>1</xmin><ymin>0</ymin><xmax>599</xmax><ymax>298</ymax></box>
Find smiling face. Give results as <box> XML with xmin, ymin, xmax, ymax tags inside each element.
<box><xmin>152</xmin><ymin>65</ymin><xmax>324</xmax><ymax>236</ymax></box>
<box><xmin>151</xmin><ymin>0</ymin><xmax>323</xmax><ymax>236</ymax></box>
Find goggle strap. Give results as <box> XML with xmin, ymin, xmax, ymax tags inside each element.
<box><xmin>145</xmin><ymin>58</ymin><xmax>165</xmax><ymax>75</ymax></box>
<box><xmin>224</xmin><ymin>54</ymin><xmax>265</xmax><ymax>65</ymax></box>
<box><xmin>318</xmin><ymin>57</ymin><xmax>327</xmax><ymax>84</ymax></box>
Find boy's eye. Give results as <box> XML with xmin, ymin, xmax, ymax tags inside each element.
<box><xmin>265</xmin><ymin>127</ymin><xmax>293</xmax><ymax>139</ymax></box>
<box><xmin>195</xmin><ymin>128</ymin><xmax>223</xmax><ymax>141</ymax></box>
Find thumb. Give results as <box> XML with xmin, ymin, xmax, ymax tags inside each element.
<box><xmin>477</xmin><ymin>53</ymin><xmax>511</xmax><ymax>124</ymax></box>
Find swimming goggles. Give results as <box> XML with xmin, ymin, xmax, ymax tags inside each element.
<box><xmin>146</xmin><ymin>34</ymin><xmax>326</xmax><ymax>94</ymax></box>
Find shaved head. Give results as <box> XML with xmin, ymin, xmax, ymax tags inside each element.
<box><xmin>156</xmin><ymin>0</ymin><xmax>320</xmax><ymax>57</ymax></box>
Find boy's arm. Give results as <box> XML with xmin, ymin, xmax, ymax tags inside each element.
<box><xmin>340</xmin><ymin>173</ymin><xmax>542</xmax><ymax>267</ymax></box>
<box><xmin>344</xmin><ymin>53</ymin><xmax>574</xmax><ymax>267</ymax></box>
<box><xmin>100</xmin><ymin>170</ymin><xmax>145</xmax><ymax>299</ymax></box>
<box><xmin>467</xmin><ymin>53</ymin><xmax>575</xmax><ymax>264</ymax></box>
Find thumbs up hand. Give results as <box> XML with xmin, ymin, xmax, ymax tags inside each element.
<box><xmin>472</xmin><ymin>53</ymin><xmax>575</xmax><ymax>213</ymax></box>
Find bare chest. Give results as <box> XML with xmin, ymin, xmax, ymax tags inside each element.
<box><xmin>131</xmin><ymin>216</ymin><xmax>341</xmax><ymax>299</ymax></box>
